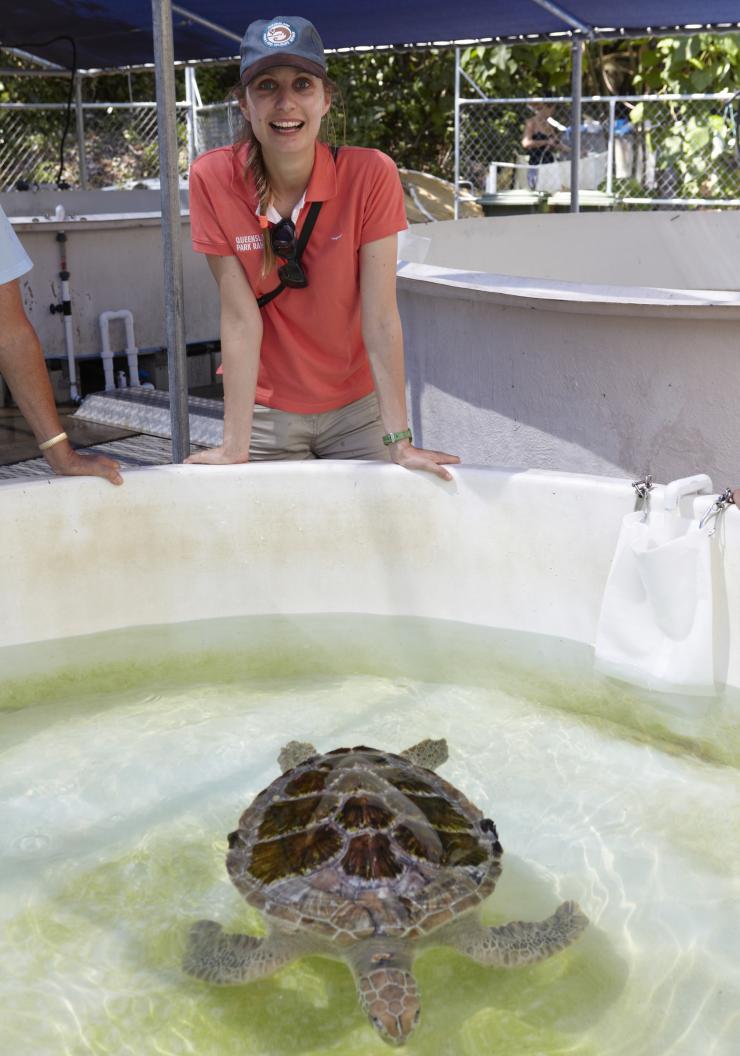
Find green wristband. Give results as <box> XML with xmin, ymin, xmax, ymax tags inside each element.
<box><xmin>382</xmin><ymin>428</ymin><xmax>413</xmax><ymax>446</ymax></box>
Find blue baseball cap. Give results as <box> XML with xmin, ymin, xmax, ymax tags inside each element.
<box><xmin>239</xmin><ymin>16</ymin><xmax>327</xmax><ymax>85</ymax></box>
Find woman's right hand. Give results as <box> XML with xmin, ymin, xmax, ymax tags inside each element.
<box><xmin>184</xmin><ymin>446</ymin><xmax>249</xmax><ymax>466</ymax></box>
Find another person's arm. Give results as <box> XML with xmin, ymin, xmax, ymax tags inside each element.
<box><xmin>521</xmin><ymin>118</ymin><xmax>538</xmax><ymax>151</ymax></box>
<box><xmin>359</xmin><ymin>233</ymin><xmax>459</xmax><ymax>481</ymax></box>
<box><xmin>0</xmin><ymin>278</ymin><xmax>122</xmax><ymax>484</ymax></box>
<box><xmin>521</xmin><ymin>118</ymin><xmax>560</xmax><ymax>152</ymax></box>
<box><xmin>185</xmin><ymin>255</ymin><xmax>262</xmax><ymax>465</ymax></box>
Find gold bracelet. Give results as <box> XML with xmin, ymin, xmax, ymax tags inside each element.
<box><xmin>38</xmin><ymin>431</ymin><xmax>68</xmax><ymax>452</ymax></box>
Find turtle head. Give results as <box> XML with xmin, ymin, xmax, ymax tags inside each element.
<box><xmin>350</xmin><ymin>943</ymin><xmax>420</xmax><ymax>1047</ymax></box>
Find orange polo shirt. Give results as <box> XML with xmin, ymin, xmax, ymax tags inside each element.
<box><xmin>189</xmin><ymin>141</ymin><xmax>408</xmax><ymax>413</ymax></box>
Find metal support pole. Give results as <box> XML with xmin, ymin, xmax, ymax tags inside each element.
<box><xmin>184</xmin><ymin>65</ymin><xmax>200</xmax><ymax>163</ymax></box>
<box><xmin>570</xmin><ymin>39</ymin><xmax>582</xmax><ymax>214</ymax></box>
<box><xmin>152</xmin><ymin>0</ymin><xmax>190</xmax><ymax>462</ymax></box>
<box><xmin>605</xmin><ymin>96</ymin><xmax>616</xmax><ymax>197</ymax></box>
<box><xmin>74</xmin><ymin>74</ymin><xmax>88</xmax><ymax>190</ymax></box>
<box><xmin>453</xmin><ymin>46</ymin><xmax>461</xmax><ymax>221</ymax></box>
<box><xmin>4</xmin><ymin>46</ymin><xmax>67</xmax><ymax>70</ymax></box>
<box><xmin>172</xmin><ymin>4</ymin><xmax>243</xmax><ymax>44</ymax></box>
<box><xmin>529</xmin><ymin>0</ymin><xmax>593</xmax><ymax>35</ymax></box>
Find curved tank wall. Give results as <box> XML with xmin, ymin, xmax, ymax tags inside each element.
<box><xmin>1</xmin><ymin>464</ymin><xmax>739</xmax><ymax>691</ymax></box>
<box><xmin>6</xmin><ymin>195</ymin><xmax>740</xmax><ymax>489</ymax></box>
<box><xmin>3</xmin><ymin>463</ymin><xmax>739</xmax><ymax>1056</ymax></box>
<box><xmin>398</xmin><ymin>212</ymin><xmax>740</xmax><ymax>487</ymax></box>
<box><xmin>415</xmin><ymin>212</ymin><xmax>740</xmax><ymax>288</ymax></box>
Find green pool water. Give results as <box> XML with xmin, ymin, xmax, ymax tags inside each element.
<box><xmin>1</xmin><ymin>615</ymin><xmax>738</xmax><ymax>1056</ymax></box>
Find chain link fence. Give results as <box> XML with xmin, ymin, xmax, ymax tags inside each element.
<box><xmin>0</xmin><ymin>102</ymin><xmax>192</xmax><ymax>190</ymax></box>
<box><xmin>3</xmin><ymin>92</ymin><xmax>740</xmax><ymax>206</ymax></box>
<box><xmin>460</xmin><ymin>93</ymin><xmax>740</xmax><ymax>206</ymax></box>
<box><xmin>190</xmin><ymin>101</ymin><xmax>242</xmax><ymax>156</ymax></box>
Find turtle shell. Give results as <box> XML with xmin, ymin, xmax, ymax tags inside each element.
<box><xmin>226</xmin><ymin>746</ymin><xmax>503</xmax><ymax>944</ymax></box>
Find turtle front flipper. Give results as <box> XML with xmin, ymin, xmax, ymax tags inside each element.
<box><xmin>278</xmin><ymin>741</ymin><xmax>317</xmax><ymax>773</ymax></box>
<box><xmin>443</xmin><ymin>901</ymin><xmax>588</xmax><ymax>967</ymax></box>
<box><xmin>183</xmin><ymin>921</ymin><xmax>297</xmax><ymax>984</ymax></box>
<box><xmin>400</xmin><ymin>738</ymin><xmax>448</xmax><ymax>770</ymax></box>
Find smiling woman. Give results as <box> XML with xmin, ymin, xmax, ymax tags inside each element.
<box><xmin>185</xmin><ymin>14</ymin><xmax>459</xmax><ymax>478</ymax></box>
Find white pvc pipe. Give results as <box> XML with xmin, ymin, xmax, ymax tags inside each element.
<box><xmin>98</xmin><ymin>309</ymin><xmax>140</xmax><ymax>391</ymax></box>
<box><xmin>60</xmin><ymin>274</ymin><xmax>79</xmax><ymax>402</ymax></box>
<box><xmin>54</xmin><ymin>215</ymin><xmax>80</xmax><ymax>403</ymax></box>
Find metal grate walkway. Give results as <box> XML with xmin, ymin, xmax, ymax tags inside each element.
<box><xmin>0</xmin><ymin>388</ymin><xmax>220</xmax><ymax>481</ymax></box>
<box><xmin>0</xmin><ymin>433</ymin><xmax>194</xmax><ymax>481</ymax></box>
<box><xmin>73</xmin><ymin>387</ymin><xmax>224</xmax><ymax>446</ymax></box>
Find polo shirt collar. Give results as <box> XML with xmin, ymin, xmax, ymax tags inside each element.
<box><xmin>231</xmin><ymin>140</ymin><xmax>337</xmax><ymax>209</ymax></box>
<box><xmin>257</xmin><ymin>193</ymin><xmax>305</xmax><ymax>226</ymax></box>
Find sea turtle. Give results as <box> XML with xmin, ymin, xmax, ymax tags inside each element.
<box><xmin>183</xmin><ymin>739</ymin><xmax>588</xmax><ymax>1047</ymax></box>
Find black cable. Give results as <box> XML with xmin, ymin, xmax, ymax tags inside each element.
<box><xmin>0</xmin><ymin>36</ymin><xmax>77</xmax><ymax>188</ymax></box>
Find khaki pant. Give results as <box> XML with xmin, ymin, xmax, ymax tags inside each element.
<box><xmin>249</xmin><ymin>392</ymin><xmax>390</xmax><ymax>462</ymax></box>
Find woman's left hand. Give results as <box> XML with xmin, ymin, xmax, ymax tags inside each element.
<box><xmin>732</xmin><ymin>488</ymin><xmax>739</xmax><ymax>507</ymax></box>
<box><xmin>389</xmin><ymin>442</ymin><xmax>460</xmax><ymax>481</ymax></box>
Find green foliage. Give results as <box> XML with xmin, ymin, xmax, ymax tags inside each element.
<box><xmin>633</xmin><ymin>33</ymin><xmax>740</xmax><ymax>93</ymax></box>
<box><xmin>325</xmin><ymin>42</ymin><xmax>580</xmax><ymax>179</ymax></box>
<box><xmin>626</xmin><ymin>35</ymin><xmax>740</xmax><ymax>199</ymax></box>
<box><xmin>326</xmin><ymin>49</ymin><xmax>456</xmax><ymax>175</ymax></box>
<box><xmin>2</xmin><ymin>33</ymin><xmax>740</xmax><ymax>191</ymax></box>
<box><xmin>190</xmin><ymin>63</ymin><xmax>240</xmax><ymax>102</ymax></box>
<box><xmin>460</xmin><ymin>41</ymin><xmax>572</xmax><ymax>98</ymax></box>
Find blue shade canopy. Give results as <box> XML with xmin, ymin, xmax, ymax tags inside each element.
<box><xmin>3</xmin><ymin>2</ymin><xmax>740</xmax><ymax>71</ymax></box>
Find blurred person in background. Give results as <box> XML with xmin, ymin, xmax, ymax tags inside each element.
<box><xmin>522</xmin><ymin>100</ymin><xmax>565</xmax><ymax>189</ymax></box>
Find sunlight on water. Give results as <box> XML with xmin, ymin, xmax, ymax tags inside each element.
<box><xmin>1</xmin><ymin>615</ymin><xmax>738</xmax><ymax>1055</ymax></box>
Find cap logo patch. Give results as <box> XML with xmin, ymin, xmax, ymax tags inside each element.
<box><xmin>263</xmin><ymin>22</ymin><xmax>296</xmax><ymax>47</ymax></box>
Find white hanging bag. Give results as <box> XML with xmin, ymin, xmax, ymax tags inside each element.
<box><xmin>594</xmin><ymin>475</ymin><xmax>716</xmax><ymax>693</ymax></box>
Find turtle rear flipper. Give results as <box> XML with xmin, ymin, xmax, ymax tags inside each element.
<box><xmin>401</xmin><ymin>738</ymin><xmax>448</xmax><ymax>770</ymax></box>
<box><xmin>444</xmin><ymin>901</ymin><xmax>588</xmax><ymax>967</ymax></box>
<box><xmin>278</xmin><ymin>741</ymin><xmax>317</xmax><ymax>773</ymax></box>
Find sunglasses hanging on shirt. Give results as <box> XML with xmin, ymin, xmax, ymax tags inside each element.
<box><xmin>256</xmin><ymin>145</ymin><xmax>339</xmax><ymax>310</ymax></box>
<box><xmin>271</xmin><ymin>218</ymin><xmax>309</xmax><ymax>289</ymax></box>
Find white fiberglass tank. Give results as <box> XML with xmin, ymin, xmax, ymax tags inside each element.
<box><xmin>0</xmin><ymin>463</ymin><xmax>738</xmax><ymax>1056</ymax></box>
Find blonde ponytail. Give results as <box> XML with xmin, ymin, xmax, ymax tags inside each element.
<box><xmin>246</xmin><ymin>136</ymin><xmax>277</xmax><ymax>277</ymax></box>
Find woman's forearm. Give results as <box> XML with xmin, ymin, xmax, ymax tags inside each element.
<box><xmin>220</xmin><ymin>317</ymin><xmax>261</xmax><ymax>460</ymax></box>
<box><xmin>363</xmin><ymin>309</ymin><xmax>409</xmax><ymax>433</ymax></box>
<box><xmin>363</xmin><ymin>306</ymin><xmax>460</xmax><ymax>480</ymax></box>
